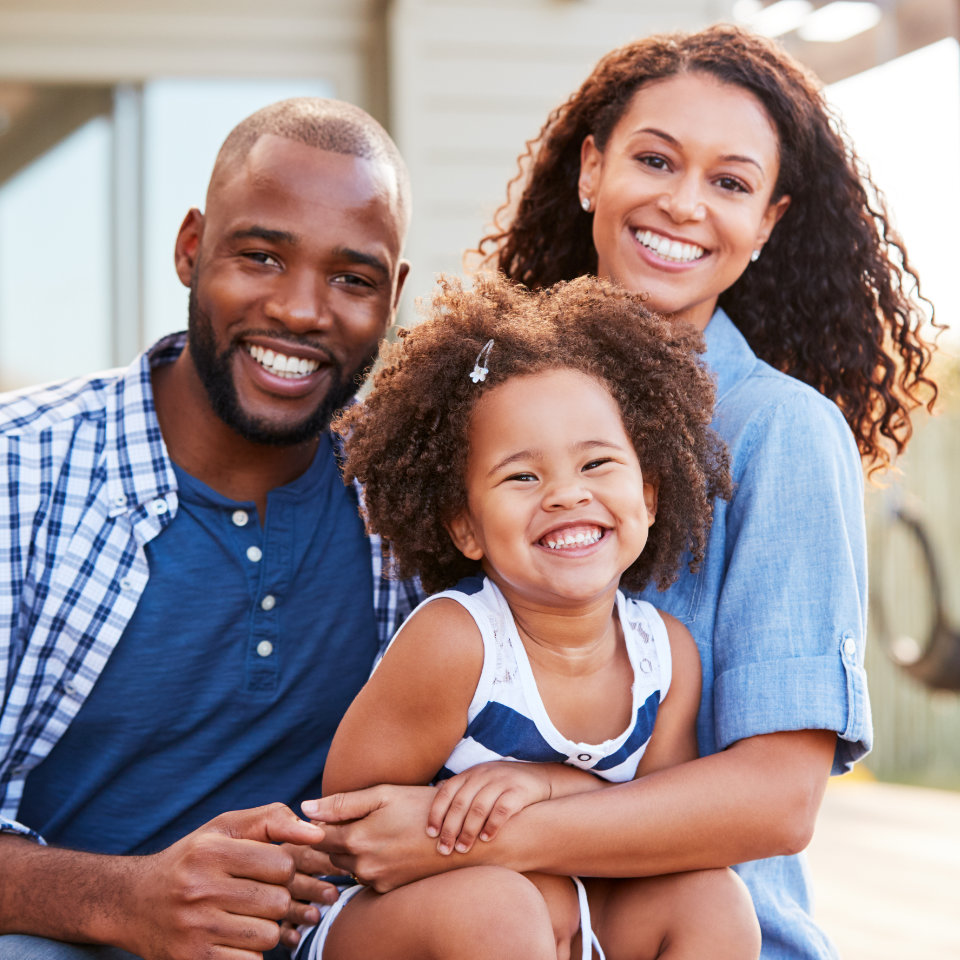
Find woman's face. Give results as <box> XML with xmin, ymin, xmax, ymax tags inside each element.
<box><xmin>579</xmin><ymin>72</ymin><xmax>790</xmax><ymax>331</ymax></box>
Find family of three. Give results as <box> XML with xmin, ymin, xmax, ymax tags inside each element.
<box><xmin>0</xmin><ymin>22</ymin><xmax>938</xmax><ymax>960</ymax></box>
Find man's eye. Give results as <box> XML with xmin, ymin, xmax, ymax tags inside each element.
<box><xmin>244</xmin><ymin>251</ymin><xmax>280</xmax><ymax>266</ymax></box>
<box><xmin>334</xmin><ymin>273</ymin><xmax>375</xmax><ymax>288</ymax></box>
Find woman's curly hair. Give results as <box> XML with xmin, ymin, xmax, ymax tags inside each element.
<box><xmin>478</xmin><ymin>23</ymin><xmax>938</xmax><ymax>474</ymax></box>
<box><xmin>335</xmin><ymin>273</ymin><xmax>731</xmax><ymax>595</ymax></box>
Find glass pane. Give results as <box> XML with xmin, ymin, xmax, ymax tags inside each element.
<box><xmin>0</xmin><ymin>117</ymin><xmax>111</xmax><ymax>389</ymax></box>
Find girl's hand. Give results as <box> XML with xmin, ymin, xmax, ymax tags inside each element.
<box><xmin>426</xmin><ymin>761</ymin><xmax>553</xmax><ymax>854</ymax></box>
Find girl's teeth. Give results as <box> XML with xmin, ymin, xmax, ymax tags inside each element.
<box><xmin>544</xmin><ymin>530</ymin><xmax>603</xmax><ymax>550</ymax></box>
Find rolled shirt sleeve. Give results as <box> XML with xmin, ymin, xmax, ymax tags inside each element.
<box><xmin>712</xmin><ymin>386</ymin><xmax>870</xmax><ymax>773</ymax></box>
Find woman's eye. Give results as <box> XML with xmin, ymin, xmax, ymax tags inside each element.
<box><xmin>638</xmin><ymin>154</ymin><xmax>669</xmax><ymax>170</ymax></box>
<box><xmin>716</xmin><ymin>176</ymin><xmax>749</xmax><ymax>194</ymax></box>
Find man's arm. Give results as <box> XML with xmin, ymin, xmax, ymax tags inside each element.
<box><xmin>0</xmin><ymin>805</ymin><xmax>325</xmax><ymax>960</ymax></box>
<box><xmin>307</xmin><ymin>728</ymin><xmax>835</xmax><ymax>893</ymax></box>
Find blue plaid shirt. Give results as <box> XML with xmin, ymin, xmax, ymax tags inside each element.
<box><xmin>0</xmin><ymin>332</ymin><xmax>423</xmax><ymax>842</ymax></box>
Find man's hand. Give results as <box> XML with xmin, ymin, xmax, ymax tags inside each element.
<box><xmin>276</xmin><ymin>844</ymin><xmax>347</xmax><ymax>951</ymax></box>
<box><xmin>304</xmin><ymin>785</ymin><xmax>463</xmax><ymax>893</ymax></box>
<box><xmin>124</xmin><ymin>803</ymin><xmax>325</xmax><ymax>960</ymax></box>
<box><xmin>427</xmin><ymin>762</ymin><xmax>553</xmax><ymax>855</ymax></box>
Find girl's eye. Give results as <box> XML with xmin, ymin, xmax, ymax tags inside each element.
<box><xmin>506</xmin><ymin>472</ymin><xmax>537</xmax><ymax>483</ymax></box>
<box><xmin>583</xmin><ymin>458</ymin><xmax>613</xmax><ymax>471</ymax></box>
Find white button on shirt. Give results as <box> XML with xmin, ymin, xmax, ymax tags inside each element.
<box><xmin>231</xmin><ymin>510</ymin><xmax>249</xmax><ymax>527</ymax></box>
<box><xmin>260</xmin><ymin>594</ymin><xmax>276</xmax><ymax>611</ymax></box>
<box><xmin>246</xmin><ymin>546</ymin><xmax>263</xmax><ymax>563</ymax></box>
<box><xmin>256</xmin><ymin>640</ymin><xmax>274</xmax><ymax>658</ymax></box>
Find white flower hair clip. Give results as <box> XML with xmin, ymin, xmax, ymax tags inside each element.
<box><xmin>469</xmin><ymin>339</ymin><xmax>495</xmax><ymax>383</ymax></box>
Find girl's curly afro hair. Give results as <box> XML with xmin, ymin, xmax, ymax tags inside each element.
<box><xmin>335</xmin><ymin>273</ymin><xmax>731</xmax><ymax>595</ymax></box>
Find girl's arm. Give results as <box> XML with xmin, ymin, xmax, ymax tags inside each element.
<box><xmin>321</xmin><ymin>598</ymin><xmax>485</xmax><ymax>795</ymax></box>
<box><xmin>634</xmin><ymin>612</ymin><xmax>701</xmax><ymax>777</ymax></box>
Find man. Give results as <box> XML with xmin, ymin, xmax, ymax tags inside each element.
<box><xmin>0</xmin><ymin>98</ymin><xmax>420</xmax><ymax>960</ymax></box>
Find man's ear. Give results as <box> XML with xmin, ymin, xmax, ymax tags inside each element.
<box><xmin>174</xmin><ymin>208</ymin><xmax>204</xmax><ymax>288</ymax></box>
<box><xmin>643</xmin><ymin>481</ymin><xmax>658</xmax><ymax>527</ymax></box>
<box><xmin>446</xmin><ymin>512</ymin><xmax>484</xmax><ymax>561</ymax></box>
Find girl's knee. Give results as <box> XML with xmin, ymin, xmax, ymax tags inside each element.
<box><xmin>678</xmin><ymin>869</ymin><xmax>761</xmax><ymax>959</ymax></box>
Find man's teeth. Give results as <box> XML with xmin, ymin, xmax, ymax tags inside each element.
<box><xmin>543</xmin><ymin>529</ymin><xmax>603</xmax><ymax>550</ymax></box>
<box><xmin>635</xmin><ymin>230</ymin><xmax>705</xmax><ymax>263</ymax></box>
<box><xmin>247</xmin><ymin>344</ymin><xmax>320</xmax><ymax>379</ymax></box>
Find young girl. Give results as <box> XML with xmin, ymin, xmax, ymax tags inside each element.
<box><xmin>296</xmin><ymin>273</ymin><xmax>750</xmax><ymax>960</ymax></box>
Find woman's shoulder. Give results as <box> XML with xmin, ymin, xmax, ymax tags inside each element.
<box><xmin>719</xmin><ymin>359</ymin><xmax>859</xmax><ymax>476</ymax></box>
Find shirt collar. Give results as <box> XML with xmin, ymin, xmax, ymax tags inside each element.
<box><xmin>702</xmin><ymin>307</ymin><xmax>759</xmax><ymax>404</ymax></box>
<box><xmin>104</xmin><ymin>332</ymin><xmax>184</xmax><ymax>519</ymax></box>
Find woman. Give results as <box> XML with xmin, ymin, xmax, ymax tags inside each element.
<box><xmin>302</xmin><ymin>24</ymin><xmax>938</xmax><ymax>960</ymax></box>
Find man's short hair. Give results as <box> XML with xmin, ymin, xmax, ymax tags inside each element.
<box><xmin>211</xmin><ymin>97</ymin><xmax>411</xmax><ymax>229</ymax></box>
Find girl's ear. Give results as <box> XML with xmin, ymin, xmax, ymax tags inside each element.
<box><xmin>446</xmin><ymin>512</ymin><xmax>484</xmax><ymax>561</ymax></box>
<box><xmin>643</xmin><ymin>481</ymin><xmax>658</xmax><ymax>527</ymax></box>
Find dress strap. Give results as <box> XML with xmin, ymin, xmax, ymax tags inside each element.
<box><xmin>572</xmin><ymin>876</ymin><xmax>606</xmax><ymax>960</ymax></box>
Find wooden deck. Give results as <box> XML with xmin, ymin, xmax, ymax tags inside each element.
<box><xmin>805</xmin><ymin>777</ymin><xmax>960</xmax><ymax>958</ymax></box>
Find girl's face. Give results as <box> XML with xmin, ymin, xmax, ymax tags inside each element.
<box><xmin>447</xmin><ymin>368</ymin><xmax>656</xmax><ymax>611</ymax></box>
<box><xmin>578</xmin><ymin>72</ymin><xmax>791</xmax><ymax>331</ymax></box>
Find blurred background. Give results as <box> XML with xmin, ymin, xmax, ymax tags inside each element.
<box><xmin>1</xmin><ymin>0</ymin><xmax>957</xmax><ymax>954</ymax></box>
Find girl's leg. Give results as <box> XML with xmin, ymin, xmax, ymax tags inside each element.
<box><xmin>323</xmin><ymin>866</ymin><xmax>559</xmax><ymax>960</ymax></box>
<box><xmin>587</xmin><ymin>868</ymin><xmax>761</xmax><ymax>960</ymax></box>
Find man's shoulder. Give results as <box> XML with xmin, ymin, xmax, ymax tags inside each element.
<box><xmin>0</xmin><ymin>368</ymin><xmax>124</xmax><ymax>440</ymax></box>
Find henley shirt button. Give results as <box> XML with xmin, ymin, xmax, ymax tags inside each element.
<box><xmin>256</xmin><ymin>640</ymin><xmax>274</xmax><ymax>658</ymax></box>
<box><xmin>577</xmin><ymin>753</ymin><xmax>592</xmax><ymax>762</ymax></box>
<box><xmin>232</xmin><ymin>509</ymin><xmax>250</xmax><ymax>527</ymax></box>
<box><xmin>246</xmin><ymin>546</ymin><xmax>263</xmax><ymax>563</ymax></box>
<box><xmin>152</xmin><ymin>499</ymin><xmax>168</xmax><ymax>516</ymax></box>
<box><xmin>842</xmin><ymin>636</ymin><xmax>857</xmax><ymax>658</ymax></box>
<box><xmin>260</xmin><ymin>594</ymin><xmax>276</xmax><ymax>611</ymax></box>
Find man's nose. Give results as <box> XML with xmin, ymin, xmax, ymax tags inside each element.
<box><xmin>265</xmin><ymin>271</ymin><xmax>329</xmax><ymax>332</ymax></box>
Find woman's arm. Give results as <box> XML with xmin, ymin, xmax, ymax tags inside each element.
<box><xmin>308</xmin><ymin>727</ymin><xmax>834</xmax><ymax>891</ymax></box>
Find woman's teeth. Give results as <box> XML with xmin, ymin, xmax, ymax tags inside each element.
<box><xmin>543</xmin><ymin>529</ymin><xmax>603</xmax><ymax>550</ymax></box>
<box><xmin>635</xmin><ymin>230</ymin><xmax>705</xmax><ymax>263</ymax></box>
<box><xmin>247</xmin><ymin>344</ymin><xmax>320</xmax><ymax>379</ymax></box>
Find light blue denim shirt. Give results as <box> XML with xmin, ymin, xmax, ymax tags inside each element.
<box><xmin>637</xmin><ymin>308</ymin><xmax>871</xmax><ymax>960</ymax></box>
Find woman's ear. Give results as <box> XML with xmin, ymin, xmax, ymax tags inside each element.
<box><xmin>446</xmin><ymin>512</ymin><xmax>484</xmax><ymax>561</ymax></box>
<box><xmin>578</xmin><ymin>134</ymin><xmax>603</xmax><ymax>208</ymax></box>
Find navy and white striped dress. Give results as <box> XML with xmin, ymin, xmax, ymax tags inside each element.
<box><xmin>420</xmin><ymin>574</ymin><xmax>673</xmax><ymax>785</ymax></box>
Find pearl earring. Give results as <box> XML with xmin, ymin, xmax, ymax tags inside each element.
<box><xmin>750</xmin><ymin>249</ymin><xmax>761</xmax><ymax>262</ymax></box>
<box><xmin>581</xmin><ymin>197</ymin><xmax>591</xmax><ymax>212</ymax></box>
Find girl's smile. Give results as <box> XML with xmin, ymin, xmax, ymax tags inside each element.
<box><xmin>447</xmin><ymin>368</ymin><xmax>656</xmax><ymax>611</ymax></box>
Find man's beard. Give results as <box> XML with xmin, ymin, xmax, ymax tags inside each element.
<box><xmin>186</xmin><ymin>287</ymin><xmax>376</xmax><ymax>446</ymax></box>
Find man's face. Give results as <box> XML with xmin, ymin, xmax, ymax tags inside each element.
<box><xmin>175</xmin><ymin>135</ymin><xmax>409</xmax><ymax>445</ymax></box>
